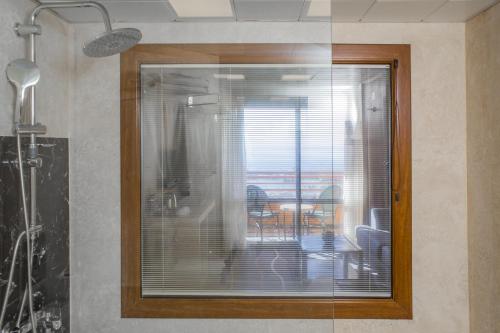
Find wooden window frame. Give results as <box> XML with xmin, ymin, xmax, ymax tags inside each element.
<box><xmin>121</xmin><ymin>44</ymin><xmax>412</xmax><ymax>319</ymax></box>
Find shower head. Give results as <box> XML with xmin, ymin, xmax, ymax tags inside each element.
<box><xmin>24</xmin><ymin>2</ymin><xmax>142</xmax><ymax>58</ymax></box>
<box><xmin>82</xmin><ymin>28</ymin><xmax>142</xmax><ymax>58</ymax></box>
<box><xmin>6</xmin><ymin>59</ymin><xmax>40</xmax><ymax>92</ymax></box>
<box><xmin>6</xmin><ymin>59</ymin><xmax>40</xmax><ymax>122</ymax></box>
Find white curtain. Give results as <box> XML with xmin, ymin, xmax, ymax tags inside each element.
<box><xmin>221</xmin><ymin>98</ymin><xmax>248</xmax><ymax>252</ymax></box>
<box><xmin>343</xmin><ymin>84</ymin><xmax>365</xmax><ymax>241</ymax></box>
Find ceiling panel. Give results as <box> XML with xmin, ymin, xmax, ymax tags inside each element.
<box><xmin>304</xmin><ymin>0</ymin><xmax>375</xmax><ymax>22</ymax></box>
<box><xmin>169</xmin><ymin>0</ymin><xmax>233</xmax><ymax>18</ymax></box>
<box><xmin>304</xmin><ymin>0</ymin><xmax>331</xmax><ymax>18</ymax></box>
<box><xmin>333</xmin><ymin>0</ymin><xmax>375</xmax><ymax>22</ymax></box>
<box><xmin>363</xmin><ymin>0</ymin><xmax>446</xmax><ymax>22</ymax></box>
<box><xmin>300</xmin><ymin>0</ymin><xmax>328</xmax><ymax>21</ymax></box>
<box><xmin>425</xmin><ymin>0</ymin><xmax>498</xmax><ymax>21</ymax></box>
<box><xmin>234</xmin><ymin>0</ymin><xmax>305</xmax><ymax>21</ymax></box>
<box><xmin>35</xmin><ymin>0</ymin><xmax>500</xmax><ymax>23</ymax></box>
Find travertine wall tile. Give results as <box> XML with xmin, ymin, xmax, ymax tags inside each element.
<box><xmin>466</xmin><ymin>3</ymin><xmax>500</xmax><ymax>333</ymax></box>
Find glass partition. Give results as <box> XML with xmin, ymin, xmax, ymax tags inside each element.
<box><xmin>119</xmin><ymin>0</ymin><xmax>348</xmax><ymax>319</ymax></box>
<box><xmin>119</xmin><ymin>39</ymin><xmax>415</xmax><ymax>322</ymax></box>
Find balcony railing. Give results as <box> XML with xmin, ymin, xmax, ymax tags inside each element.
<box><xmin>247</xmin><ymin>171</ymin><xmax>343</xmax><ymax>202</ymax></box>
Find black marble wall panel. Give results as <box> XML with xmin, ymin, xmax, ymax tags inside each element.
<box><xmin>0</xmin><ymin>136</ymin><xmax>69</xmax><ymax>332</ymax></box>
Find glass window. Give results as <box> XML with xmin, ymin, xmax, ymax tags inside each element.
<box><xmin>140</xmin><ymin>64</ymin><xmax>392</xmax><ymax>298</ymax></box>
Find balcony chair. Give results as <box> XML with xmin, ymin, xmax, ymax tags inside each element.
<box><xmin>246</xmin><ymin>185</ymin><xmax>280</xmax><ymax>241</ymax></box>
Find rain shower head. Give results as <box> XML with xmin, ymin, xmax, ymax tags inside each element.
<box><xmin>83</xmin><ymin>28</ymin><xmax>142</xmax><ymax>57</ymax></box>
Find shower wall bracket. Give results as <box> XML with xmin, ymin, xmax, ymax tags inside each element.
<box><xmin>14</xmin><ymin>23</ymin><xmax>42</xmax><ymax>37</ymax></box>
<box><xmin>15</xmin><ymin>123</ymin><xmax>47</xmax><ymax>135</ymax></box>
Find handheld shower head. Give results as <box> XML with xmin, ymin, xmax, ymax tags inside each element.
<box><xmin>6</xmin><ymin>59</ymin><xmax>40</xmax><ymax>93</ymax></box>
<box><xmin>6</xmin><ymin>59</ymin><xmax>40</xmax><ymax>123</ymax></box>
<box><xmin>83</xmin><ymin>28</ymin><xmax>142</xmax><ymax>57</ymax></box>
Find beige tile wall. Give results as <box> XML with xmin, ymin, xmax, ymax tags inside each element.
<box><xmin>466</xmin><ymin>3</ymin><xmax>500</xmax><ymax>333</ymax></box>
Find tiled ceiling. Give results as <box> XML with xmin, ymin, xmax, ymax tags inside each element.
<box><xmin>36</xmin><ymin>0</ymin><xmax>500</xmax><ymax>23</ymax></box>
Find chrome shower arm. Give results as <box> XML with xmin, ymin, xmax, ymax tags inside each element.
<box><xmin>29</xmin><ymin>1</ymin><xmax>112</xmax><ymax>32</ymax></box>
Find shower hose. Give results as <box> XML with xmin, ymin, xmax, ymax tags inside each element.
<box><xmin>0</xmin><ymin>134</ymin><xmax>38</xmax><ymax>332</ymax></box>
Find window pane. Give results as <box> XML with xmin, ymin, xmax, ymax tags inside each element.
<box><xmin>332</xmin><ymin>65</ymin><xmax>392</xmax><ymax>297</ymax></box>
<box><xmin>245</xmin><ymin>107</ymin><xmax>296</xmax><ymax>200</ymax></box>
<box><xmin>140</xmin><ymin>64</ymin><xmax>391</xmax><ymax>298</ymax></box>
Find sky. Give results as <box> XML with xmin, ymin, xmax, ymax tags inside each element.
<box><xmin>243</xmin><ymin>105</ymin><xmax>346</xmax><ymax>173</ymax></box>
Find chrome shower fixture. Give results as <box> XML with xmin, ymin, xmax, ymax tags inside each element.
<box><xmin>5</xmin><ymin>59</ymin><xmax>40</xmax><ymax>123</ymax></box>
<box><xmin>1</xmin><ymin>2</ymin><xmax>142</xmax><ymax>332</ymax></box>
<box><xmin>15</xmin><ymin>1</ymin><xmax>142</xmax><ymax>58</ymax></box>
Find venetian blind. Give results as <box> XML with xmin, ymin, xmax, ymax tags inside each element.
<box><xmin>140</xmin><ymin>64</ymin><xmax>392</xmax><ymax>298</ymax></box>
